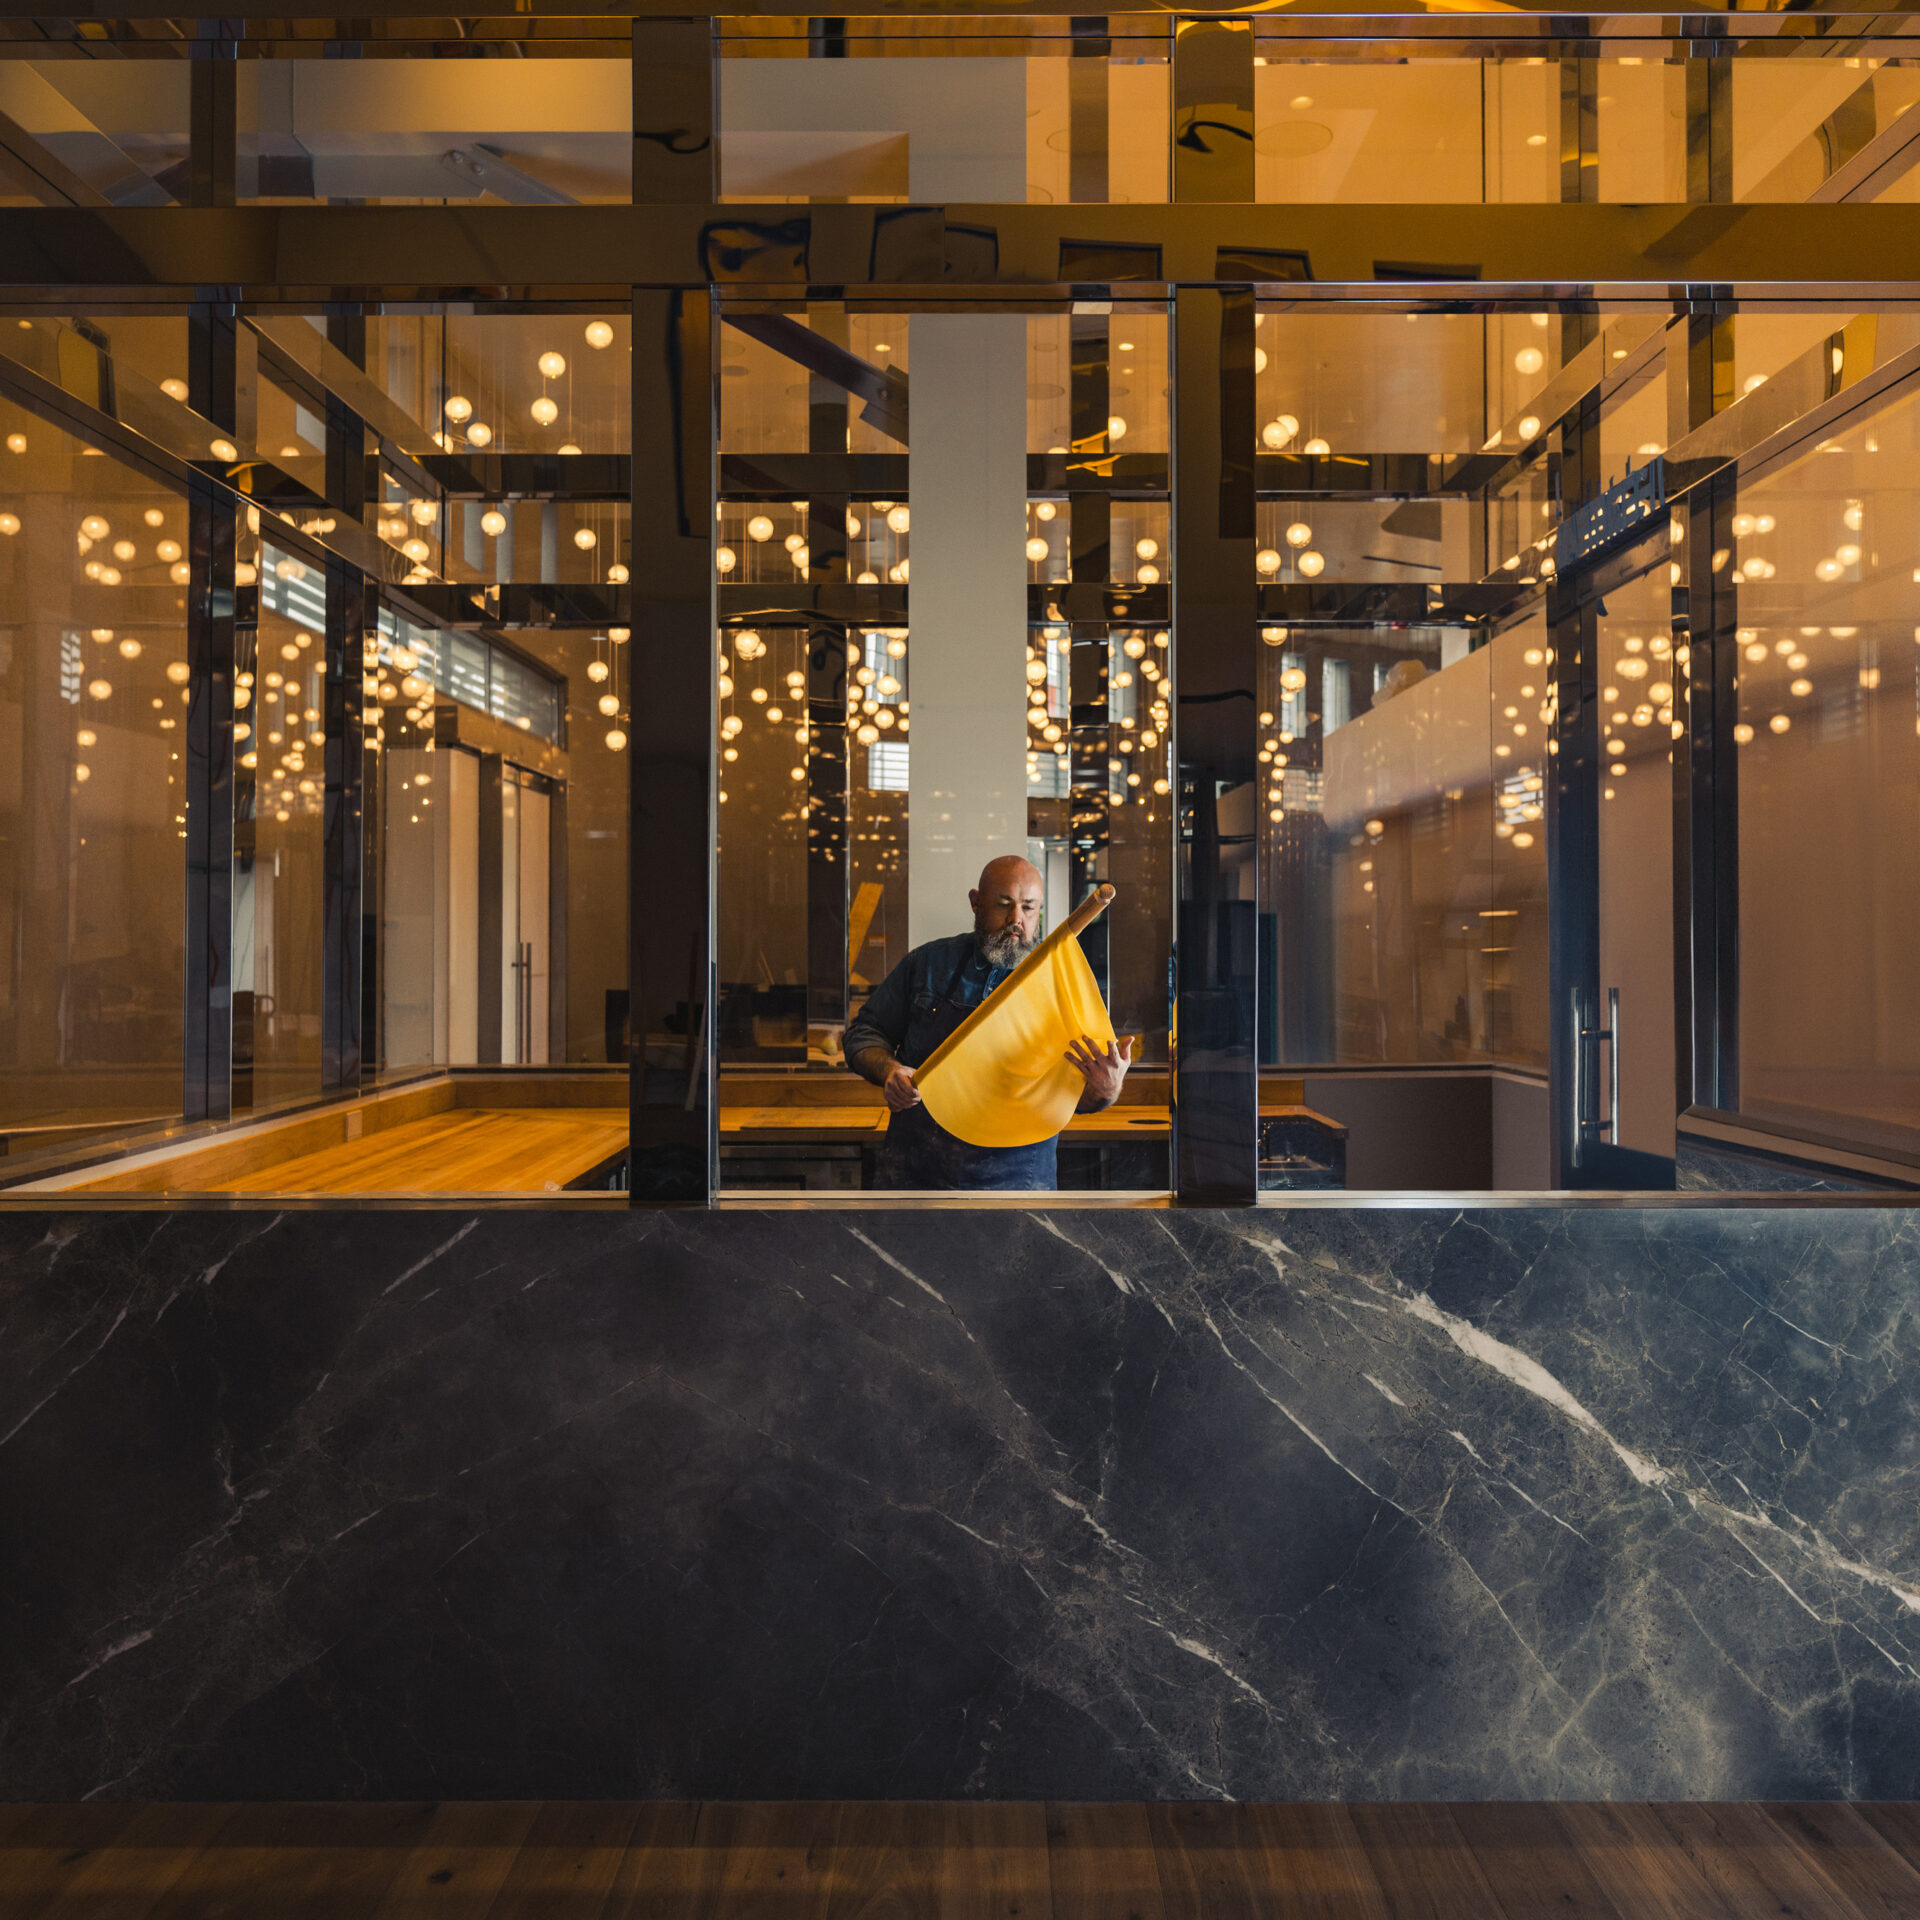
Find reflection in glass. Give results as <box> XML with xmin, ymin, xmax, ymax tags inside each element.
<box><xmin>1734</xmin><ymin>389</ymin><xmax>1920</xmax><ymax>1157</ymax></box>
<box><xmin>1255</xmin><ymin>620</ymin><xmax>1548</xmax><ymax>1072</ymax></box>
<box><xmin>0</xmin><ymin>402</ymin><xmax>189</xmax><ymax>1153</ymax></box>
<box><xmin>236</xmin><ymin>542</ymin><xmax>326</xmax><ymax>1112</ymax></box>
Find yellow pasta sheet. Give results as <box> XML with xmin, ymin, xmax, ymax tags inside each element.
<box><xmin>916</xmin><ymin>933</ymin><xmax>1116</xmax><ymax>1149</ymax></box>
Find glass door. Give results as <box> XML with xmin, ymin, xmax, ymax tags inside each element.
<box><xmin>1550</xmin><ymin>527</ymin><xmax>1679</xmax><ymax>1188</ymax></box>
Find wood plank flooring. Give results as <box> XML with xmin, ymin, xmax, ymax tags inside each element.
<box><xmin>213</xmin><ymin>1110</ymin><xmax>629</xmax><ymax>1194</ymax></box>
<box><xmin>3</xmin><ymin>1803</ymin><xmax>1918</xmax><ymax>1917</ymax></box>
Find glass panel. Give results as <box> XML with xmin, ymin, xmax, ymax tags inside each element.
<box><xmin>0</xmin><ymin>57</ymin><xmax>186</xmax><ymax>206</ymax></box>
<box><xmin>1733</xmin><ymin>379</ymin><xmax>1920</xmax><ymax>1158</ymax></box>
<box><xmin>237</xmin><ymin>539</ymin><xmax>326</xmax><ymax>1112</ymax></box>
<box><xmin>0</xmin><ymin>400</ymin><xmax>188</xmax><ymax>1156</ymax></box>
<box><xmin>719</xmin><ymin>23</ymin><xmax>1170</xmax><ymax>206</ymax></box>
<box><xmin>1595</xmin><ymin>563</ymin><xmax>1678</xmax><ymax>1157</ymax></box>
<box><xmin>240</xmin><ymin>41</ymin><xmax>632</xmax><ymax>205</ymax></box>
<box><xmin>1733</xmin><ymin>57</ymin><xmax>1920</xmax><ymax>203</ymax></box>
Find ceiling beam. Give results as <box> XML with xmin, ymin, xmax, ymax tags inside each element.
<box><xmin>2</xmin><ymin>200</ymin><xmax>1920</xmax><ymax>297</ymax></box>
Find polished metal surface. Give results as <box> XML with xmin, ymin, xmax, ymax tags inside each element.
<box><xmin>629</xmin><ymin>288</ymin><xmax>718</xmax><ymax>1202</ymax></box>
<box><xmin>1171</xmin><ymin>286</ymin><xmax>1257</xmax><ymax>1205</ymax></box>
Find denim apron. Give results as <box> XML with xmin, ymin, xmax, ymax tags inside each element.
<box><xmin>874</xmin><ymin>950</ymin><xmax>1060</xmax><ymax>1191</ymax></box>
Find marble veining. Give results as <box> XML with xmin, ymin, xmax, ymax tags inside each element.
<box><xmin>2</xmin><ymin>1203</ymin><xmax>1918</xmax><ymax>1801</ymax></box>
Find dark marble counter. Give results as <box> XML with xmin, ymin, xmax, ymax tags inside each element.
<box><xmin>2</xmin><ymin>1204</ymin><xmax>1917</xmax><ymax>1801</ymax></box>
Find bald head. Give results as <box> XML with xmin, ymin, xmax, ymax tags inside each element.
<box><xmin>971</xmin><ymin>855</ymin><xmax>1044</xmax><ymax>969</ymax></box>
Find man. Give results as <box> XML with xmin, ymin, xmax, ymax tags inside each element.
<box><xmin>846</xmin><ymin>854</ymin><xmax>1133</xmax><ymax>1190</ymax></box>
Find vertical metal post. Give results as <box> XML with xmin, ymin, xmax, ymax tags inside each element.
<box><xmin>1069</xmin><ymin>16</ymin><xmax>1110</xmax><ymax>204</ymax></box>
<box><xmin>190</xmin><ymin>21</ymin><xmax>238</xmax><ymax>210</ymax></box>
<box><xmin>631</xmin><ymin>287</ymin><xmax>718</xmax><ymax>1203</ymax></box>
<box><xmin>1171</xmin><ymin>285</ymin><xmax>1257</xmax><ymax>1204</ymax></box>
<box><xmin>1547</xmin><ymin>577</ymin><xmax>1598</xmax><ymax>1188</ymax></box>
<box><xmin>633</xmin><ymin>17</ymin><xmax>717</xmax><ymax>204</ymax></box>
<box><xmin>1069</xmin><ymin>625</ymin><xmax>1111</xmax><ymax>999</ymax></box>
<box><xmin>1171</xmin><ymin>18</ymin><xmax>1254</xmax><ymax>203</ymax></box>
<box><xmin>1546</xmin><ymin>378</ymin><xmax>1603</xmax><ymax>1188</ymax></box>
<box><xmin>1559</xmin><ymin>54</ymin><xmax>1597</xmax><ymax>204</ymax></box>
<box><xmin>183</xmin><ymin>303</ymin><xmax>237</xmax><ymax>1123</ymax></box>
<box><xmin>805</xmin><ymin>306</ymin><xmax>851</xmax><ymax>1048</ymax></box>
<box><xmin>1069</xmin><ymin>312</ymin><xmax>1111</xmax><ymax>584</ymax></box>
<box><xmin>322</xmin><ymin>558</ymin><xmax>366</xmax><ymax>1090</ymax></box>
<box><xmin>806</xmin><ymin>622</ymin><xmax>850</xmax><ymax>1045</ymax></box>
<box><xmin>1686</xmin><ymin>41</ymin><xmax>1734</xmax><ymax>205</ymax></box>
<box><xmin>1681</xmin><ymin>466</ymin><xmax>1738</xmax><ymax>1116</ymax></box>
<box><xmin>476</xmin><ymin>752</ymin><xmax>505</xmax><ymax>1064</ymax></box>
<box><xmin>321</xmin><ymin>308</ymin><xmax>367</xmax><ymax>1091</ymax></box>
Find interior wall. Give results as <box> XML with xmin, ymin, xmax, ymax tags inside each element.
<box><xmin>1301</xmin><ymin>1070</ymin><xmax>1492</xmax><ymax>1189</ymax></box>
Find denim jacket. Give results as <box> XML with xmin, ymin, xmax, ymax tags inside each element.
<box><xmin>844</xmin><ymin>932</ymin><xmax>1011</xmax><ymax>1074</ymax></box>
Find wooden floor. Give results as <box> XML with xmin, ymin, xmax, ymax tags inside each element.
<box><xmin>213</xmin><ymin>1109</ymin><xmax>629</xmax><ymax>1194</ymax></box>
<box><xmin>2</xmin><ymin>1800</ymin><xmax>1917</xmax><ymax>1917</ymax></box>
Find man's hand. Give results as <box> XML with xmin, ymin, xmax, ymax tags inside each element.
<box><xmin>1067</xmin><ymin>1034</ymin><xmax>1134</xmax><ymax>1110</ymax></box>
<box><xmin>884</xmin><ymin>1062</ymin><xmax>921</xmax><ymax>1112</ymax></box>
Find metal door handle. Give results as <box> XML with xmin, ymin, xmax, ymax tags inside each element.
<box><xmin>1607</xmin><ymin>985</ymin><xmax>1620</xmax><ymax>1147</ymax></box>
<box><xmin>1570</xmin><ymin>984</ymin><xmax>1617</xmax><ymax>1168</ymax></box>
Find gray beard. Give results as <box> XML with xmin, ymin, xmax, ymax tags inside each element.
<box><xmin>977</xmin><ymin>926</ymin><xmax>1035</xmax><ymax>970</ymax></box>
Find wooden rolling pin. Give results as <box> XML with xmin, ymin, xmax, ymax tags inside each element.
<box><xmin>914</xmin><ymin>884</ymin><xmax>1117</xmax><ymax>1082</ymax></box>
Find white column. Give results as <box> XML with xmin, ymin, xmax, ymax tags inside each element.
<box><xmin>906</xmin><ymin>314</ymin><xmax>1029</xmax><ymax>949</ymax></box>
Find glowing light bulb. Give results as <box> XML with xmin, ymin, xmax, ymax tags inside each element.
<box><xmin>1515</xmin><ymin>346</ymin><xmax>1545</xmax><ymax>375</ymax></box>
<box><xmin>886</xmin><ymin>506</ymin><xmax>910</xmax><ymax>534</ymax></box>
<box><xmin>481</xmin><ymin>509</ymin><xmax>506</xmax><ymax>537</ymax></box>
<box><xmin>585</xmin><ymin>321</ymin><xmax>614</xmax><ymax>350</ymax></box>
<box><xmin>530</xmin><ymin>396</ymin><xmax>559</xmax><ymax>425</ymax></box>
<box><xmin>1026</xmin><ymin>537</ymin><xmax>1049</xmax><ymax>562</ymax></box>
<box><xmin>747</xmin><ymin>515</ymin><xmax>774</xmax><ymax>543</ymax></box>
<box><xmin>465</xmin><ymin>422</ymin><xmax>492</xmax><ymax>447</ymax></box>
<box><xmin>1107</xmin><ymin>416</ymin><xmax>1128</xmax><ymax>443</ymax></box>
<box><xmin>1256</xmin><ymin>548</ymin><xmax>1281</xmax><ymax>575</ymax></box>
<box><xmin>605</xmin><ymin>729</ymin><xmax>627</xmax><ymax>751</ymax></box>
<box><xmin>443</xmin><ymin>395</ymin><xmax>473</xmax><ymax>424</ymax></box>
<box><xmin>538</xmin><ymin>351</ymin><xmax>567</xmax><ymax>380</ymax></box>
<box><xmin>574</xmin><ymin>527</ymin><xmax>597</xmax><ymax>550</ymax></box>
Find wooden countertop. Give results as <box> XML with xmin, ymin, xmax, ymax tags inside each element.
<box><xmin>212</xmin><ymin>1109</ymin><xmax>629</xmax><ymax>1194</ymax></box>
